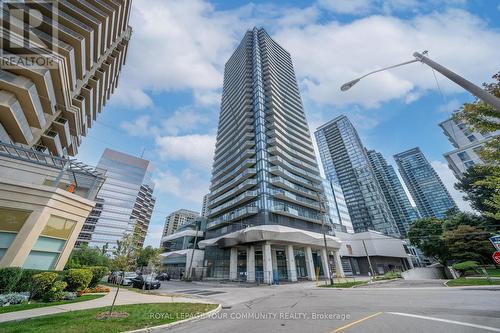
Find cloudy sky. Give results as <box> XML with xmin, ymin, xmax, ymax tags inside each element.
<box><xmin>76</xmin><ymin>0</ymin><xmax>500</xmax><ymax>247</ymax></box>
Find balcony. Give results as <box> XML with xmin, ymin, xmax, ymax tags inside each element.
<box><xmin>209</xmin><ymin>179</ymin><xmax>258</xmax><ymax>208</ymax></box>
<box><xmin>41</xmin><ymin>130</ymin><xmax>63</xmax><ymax>156</ymax></box>
<box><xmin>269</xmin><ymin>165</ymin><xmax>321</xmax><ymax>190</ymax></box>
<box><xmin>207</xmin><ymin>206</ymin><xmax>259</xmax><ymax>230</ymax></box>
<box><xmin>271</xmin><ymin>203</ymin><xmax>321</xmax><ymax>224</ymax></box>
<box><xmin>52</xmin><ymin>117</ymin><xmax>71</xmax><ymax>147</ymax></box>
<box><xmin>270</xmin><ymin>176</ymin><xmax>319</xmax><ymax>199</ymax></box>
<box><xmin>209</xmin><ymin>190</ymin><xmax>258</xmax><ymax>216</ymax></box>
<box><xmin>210</xmin><ymin>168</ymin><xmax>257</xmax><ymax>197</ymax></box>
<box><xmin>271</xmin><ymin>188</ymin><xmax>320</xmax><ymax>210</ymax></box>
<box><xmin>0</xmin><ymin>91</ymin><xmax>33</xmax><ymax>144</ymax></box>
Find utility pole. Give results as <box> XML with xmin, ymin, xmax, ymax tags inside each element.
<box><xmin>362</xmin><ymin>239</ymin><xmax>375</xmax><ymax>278</ymax></box>
<box><xmin>318</xmin><ymin>193</ymin><xmax>334</xmax><ymax>285</ymax></box>
<box><xmin>187</xmin><ymin>220</ymin><xmax>200</xmax><ymax>280</ymax></box>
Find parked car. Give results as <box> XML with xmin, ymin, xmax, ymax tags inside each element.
<box><xmin>108</xmin><ymin>271</ymin><xmax>137</xmax><ymax>286</ymax></box>
<box><xmin>156</xmin><ymin>272</ymin><xmax>171</xmax><ymax>281</ymax></box>
<box><xmin>131</xmin><ymin>274</ymin><xmax>161</xmax><ymax>290</ymax></box>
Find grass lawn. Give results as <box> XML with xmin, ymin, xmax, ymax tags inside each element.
<box><xmin>446</xmin><ymin>278</ymin><xmax>500</xmax><ymax>287</ymax></box>
<box><xmin>0</xmin><ymin>294</ymin><xmax>104</xmax><ymax>314</ymax></box>
<box><xmin>0</xmin><ymin>303</ymin><xmax>218</xmax><ymax>333</ymax></box>
<box><xmin>319</xmin><ymin>281</ymin><xmax>368</xmax><ymax>288</ymax></box>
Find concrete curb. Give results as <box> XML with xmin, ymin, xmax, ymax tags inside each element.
<box><xmin>123</xmin><ymin>304</ymin><xmax>222</xmax><ymax>333</ymax></box>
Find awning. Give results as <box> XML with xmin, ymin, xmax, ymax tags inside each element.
<box><xmin>198</xmin><ymin>225</ymin><xmax>342</xmax><ymax>249</ymax></box>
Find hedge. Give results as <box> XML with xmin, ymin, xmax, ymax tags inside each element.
<box><xmin>32</xmin><ymin>272</ymin><xmax>59</xmax><ymax>300</ymax></box>
<box><xmin>87</xmin><ymin>266</ymin><xmax>109</xmax><ymax>288</ymax></box>
<box><xmin>64</xmin><ymin>269</ymin><xmax>92</xmax><ymax>292</ymax></box>
<box><xmin>0</xmin><ymin>267</ymin><xmax>23</xmax><ymax>294</ymax></box>
<box><xmin>13</xmin><ymin>269</ymin><xmax>45</xmax><ymax>293</ymax></box>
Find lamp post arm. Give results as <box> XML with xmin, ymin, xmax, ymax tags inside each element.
<box><xmin>413</xmin><ymin>52</ymin><xmax>500</xmax><ymax>111</ymax></box>
<box><xmin>358</xmin><ymin>58</ymin><xmax>419</xmax><ymax>80</ymax></box>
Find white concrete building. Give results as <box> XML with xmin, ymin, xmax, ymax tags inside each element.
<box><xmin>439</xmin><ymin>117</ymin><xmax>500</xmax><ymax>177</ymax></box>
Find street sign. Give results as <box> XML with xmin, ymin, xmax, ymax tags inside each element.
<box><xmin>493</xmin><ymin>251</ymin><xmax>500</xmax><ymax>265</ymax></box>
<box><xmin>490</xmin><ymin>235</ymin><xmax>500</xmax><ymax>251</ymax></box>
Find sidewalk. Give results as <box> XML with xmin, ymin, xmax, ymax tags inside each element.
<box><xmin>0</xmin><ymin>287</ymin><xmax>211</xmax><ymax>323</ymax></box>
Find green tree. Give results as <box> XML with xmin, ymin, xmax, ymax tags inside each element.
<box><xmin>408</xmin><ymin>218</ymin><xmax>449</xmax><ymax>264</ymax></box>
<box><xmin>108</xmin><ymin>232</ymin><xmax>141</xmax><ymax>315</ymax></box>
<box><xmin>443</xmin><ymin>225</ymin><xmax>494</xmax><ymax>264</ymax></box>
<box><xmin>453</xmin><ymin>72</ymin><xmax>500</xmax><ymax>220</ymax></box>
<box><xmin>137</xmin><ymin>246</ymin><xmax>161</xmax><ymax>269</ymax></box>
<box><xmin>442</xmin><ymin>212</ymin><xmax>495</xmax><ymax>233</ymax></box>
<box><xmin>65</xmin><ymin>244</ymin><xmax>110</xmax><ymax>269</ymax></box>
<box><xmin>455</xmin><ymin>165</ymin><xmax>498</xmax><ymax>216</ymax></box>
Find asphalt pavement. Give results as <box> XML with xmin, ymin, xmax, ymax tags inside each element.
<box><xmin>153</xmin><ymin>279</ymin><xmax>500</xmax><ymax>333</ymax></box>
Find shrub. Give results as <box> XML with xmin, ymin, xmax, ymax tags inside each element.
<box><xmin>0</xmin><ymin>292</ymin><xmax>28</xmax><ymax>306</ymax></box>
<box><xmin>452</xmin><ymin>261</ymin><xmax>479</xmax><ymax>276</ymax></box>
<box><xmin>63</xmin><ymin>292</ymin><xmax>77</xmax><ymax>300</ymax></box>
<box><xmin>45</xmin><ymin>281</ymin><xmax>67</xmax><ymax>302</ymax></box>
<box><xmin>64</xmin><ymin>269</ymin><xmax>92</xmax><ymax>292</ymax></box>
<box><xmin>0</xmin><ymin>267</ymin><xmax>23</xmax><ymax>294</ymax></box>
<box><xmin>31</xmin><ymin>272</ymin><xmax>58</xmax><ymax>300</ymax></box>
<box><xmin>87</xmin><ymin>266</ymin><xmax>109</xmax><ymax>288</ymax></box>
<box><xmin>14</xmin><ymin>269</ymin><xmax>45</xmax><ymax>293</ymax></box>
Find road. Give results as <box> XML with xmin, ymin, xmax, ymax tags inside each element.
<box><xmin>152</xmin><ymin>280</ymin><xmax>500</xmax><ymax>333</ymax></box>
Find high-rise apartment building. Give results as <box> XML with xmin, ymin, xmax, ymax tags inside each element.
<box><xmin>76</xmin><ymin>149</ymin><xmax>155</xmax><ymax>252</ymax></box>
<box><xmin>0</xmin><ymin>0</ymin><xmax>132</xmax><ymax>156</ymax></box>
<box><xmin>201</xmin><ymin>28</ymin><xmax>343</xmax><ymax>284</ymax></box>
<box><xmin>162</xmin><ymin>209</ymin><xmax>199</xmax><ymax>237</ymax></box>
<box><xmin>439</xmin><ymin>116</ymin><xmax>499</xmax><ymax>177</ymax></box>
<box><xmin>322</xmin><ymin>178</ymin><xmax>354</xmax><ymax>234</ymax></box>
<box><xmin>366</xmin><ymin>150</ymin><xmax>419</xmax><ymax>237</ymax></box>
<box><xmin>201</xmin><ymin>194</ymin><xmax>210</xmax><ymax>218</ymax></box>
<box><xmin>315</xmin><ymin>115</ymin><xmax>400</xmax><ymax>237</ymax></box>
<box><xmin>394</xmin><ymin>147</ymin><xmax>458</xmax><ymax>219</ymax></box>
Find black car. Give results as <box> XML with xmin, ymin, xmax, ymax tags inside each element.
<box><xmin>131</xmin><ymin>275</ymin><xmax>161</xmax><ymax>290</ymax></box>
<box><xmin>156</xmin><ymin>273</ymin><xmax>171</xmax><ymax>281</ymax></box>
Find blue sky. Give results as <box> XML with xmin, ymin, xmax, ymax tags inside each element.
<box><xmin>76</xmin><ymin>0</ymin><xmax>500</xmax><ymax>247</ymax></box>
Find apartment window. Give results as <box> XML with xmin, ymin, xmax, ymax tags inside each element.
<box><xmin>0</xmin><ymin>207</ymin><xmax>32</xmax><ymax>260</ymax></box>
<box><xmin>24</xmin><ymin>215</ymin><xmax>76</xmax><ymax>270</ymax></box>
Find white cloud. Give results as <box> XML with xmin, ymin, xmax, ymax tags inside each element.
<box><xmin>153</xmin><ymin>169</ymin><xmax>210</xmax><ymax>203</ymax></box>
<box><xmin>437</xmin><ymin>99</ymin><xmax>461</xmax><ymax>113</ymax></box>
<box><xmin>120</xmin><ymin>115</ymin><xmax>153</xmax><ymax>137</ymax></box>
<box><xmin>430</xmin><ymin>160</ymin><xmax>473</xmax><ymax>212</ymax></box>
<box><xmin>155</xmin><ymin>134</ymin><xmax>216</xmax><ymax>169</ymax></box>
<box><xmin>319</xmin><ymin>0</ymin><xmax>372</xmax><ymax>14</ymax></box>
<box><xmin>274</xmin><ymin>9</ymin><xmax>500</xmax><ymax>109</ymax></box>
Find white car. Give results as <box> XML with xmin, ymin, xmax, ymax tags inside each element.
<box><xmin>120</xmin><ymin>272</ymin><xmax>138</xmax><ymax>286</ymax></box>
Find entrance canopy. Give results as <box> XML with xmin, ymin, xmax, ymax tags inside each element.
<box><xmin>198</xmin><ymin>225</ymin><xmax>342</xmax><ymax>249</ymax></box>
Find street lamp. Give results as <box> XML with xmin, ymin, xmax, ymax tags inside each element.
<box><xmin>340</xmin><ymin>51</ymin><xmax>500</xmax><ymax>111</ymax></box>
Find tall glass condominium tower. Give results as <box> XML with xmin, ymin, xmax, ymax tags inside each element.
<box><xmin>315</xmin><ymin>115</ymin><xmax>400</xmax><ymax>237</ymax></box>
<box><xmin>76</xmin><ymin>149</ymin><xmax>156</xmax><ymax>252</ymax></box>
<box><xmin>394</xmin><ymin>147</ymin><xmax>458</xmax><ymax>219</ymax></box>
<box><xmin>366</xmin><ymin>150</ymin><xmax>419</xmax><ymax>237</ymax></box>
<box><xmin>207</xmin><ymin>27</ymin><xmax>324</xmax><ymax>235</ymax></box>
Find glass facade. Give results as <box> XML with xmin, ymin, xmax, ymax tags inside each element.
<box><xmin>322</xmin><ymin>178</ymin><xmax>354</xmax><ymax>234</ymax></box>
<box><xmin>394</xmin><ymin>147</ymin><xmax>458</xmax><ymax>219</ymax></box>
<box><xmin>366</xmin><ymin>150</ymin><xmax>420</xmax><ymax>237</ymax></box>
<box><xmin>76</xmin><ymin>149</ymin><xmax>156</xmax><ymax>253</ymax></box>
<box><xmin>315</xmin><ymin>115</ymin><xmax>400</xmax><ymax>237</ymax></box>
<box><xmin>206</xmin><ymin>28</ymin><xmax>325</xmax><ymax>240</ymax></box>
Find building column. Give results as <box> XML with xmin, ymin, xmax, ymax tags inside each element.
<box><xmin>407</xmin><ymin>256</ymin><xmax>414</xmax><ymax>269</ymax></box>
<box><xmin>334</xmin><ymin>250</ymin><xmax>344</xmax><ymax>278</ymax></box>
<box><xmin>229</xmin><ymin>247</ymin><xmax>238</xmax><ymax>281</ymax></box>
<box><xmin>262</xmin><ymin>243</ymin><xmax>272</xmax><ymax>284</ymax></box>
<box><xmin>321</xmin><ymin>248</ymin><xmax>331</xmax><ymax>280</ymax></box>
<box><xmin>247</xmin><ymin>246</ymin><xmax>255</xmax><ymax>282</ymax></box>
<box><xmin>305</xmin><ymin>246</ymin><xmax>316</xmax><ymax>281</ymax></box>
<box><xmin>285</xmin><ymin>245</ymin><xmax>297</xmax><ymax>282</ymax></box>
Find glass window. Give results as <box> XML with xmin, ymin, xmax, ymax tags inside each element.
<box><xmin>0</xmin><ymin>207</ymin><xmax>31</xmax><ymax>232</ymax></box>
<box><xmin>41</xmin><ymin>216</ymin><xmax>76</xmax><ymax>240</ymax></box>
